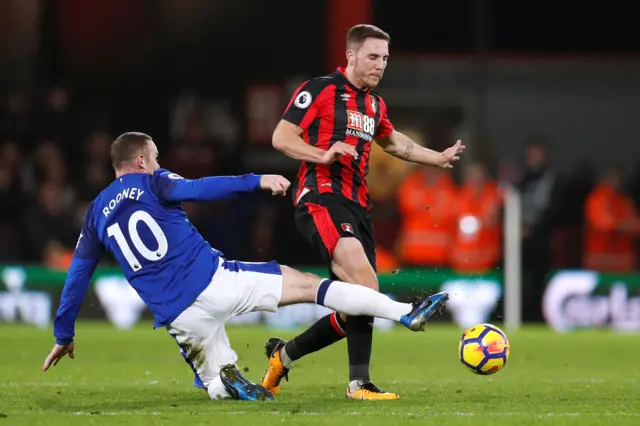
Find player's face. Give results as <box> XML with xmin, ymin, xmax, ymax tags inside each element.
<box><xmin>352</xmin><ymin>38</ymin><xmax>389</xmax><ymax>88</ymax></box>
<box><xmin>141</xmin><ymin>141</ymin><xmax>160</xmax><ymax>174</ymax></box>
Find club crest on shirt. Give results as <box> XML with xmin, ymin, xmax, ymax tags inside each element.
<box><xmin>371</xmin><ymin>97</ymin><xmax>376</xmax><ymax>113</ymax></box>
<box><xmin>341</xmin><ymin>223</ymin><xmax>354</xmax><ymax>234</ymax></box>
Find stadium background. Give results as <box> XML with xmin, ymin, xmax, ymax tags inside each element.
<box><xmin>2</xmin><ymin>1</ymin><xmax>640</xmax><ymax>344</ymax></box>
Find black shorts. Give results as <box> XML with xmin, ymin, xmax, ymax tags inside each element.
<box><xmin>295</xmin><ymin>191</ymin><xmax>376</xmax><ymax>274</ymax></box>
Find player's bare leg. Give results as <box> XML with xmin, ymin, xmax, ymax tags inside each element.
<box><xmin>261</xmin><ymin>236</ymin><xmax>378</xmax><ymax>397</ymax></box>
<box><xmin>261</xmin><ymin>264</ymin><xmax>448</xmax><ymax>399</ymax></box>
<box><xmin>330</xmin><ymin>237</ymin><xmax>392</xmax><ymax>399</ymax></box>
<box><xmin>263</xmin><ymin>237</ymin><xmax>393</xmax><ymax>399</ymax></box>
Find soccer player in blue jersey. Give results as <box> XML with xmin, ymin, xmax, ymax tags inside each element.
<box><xmin>42</xmin><ymin>132</ymin><xmax>448</xmax><ymax>401</ymax></box>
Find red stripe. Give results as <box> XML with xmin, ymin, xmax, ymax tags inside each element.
<box><xmin>294</xmin><ymin>162</ymin><xmax>308</xmax><ymax>205</ymax></box>
<box><xmin>327</xmin><ymin>0</ymin><xmax>372</xmax><ymax>72</ymax></box>
<box><xmin>341</xmin><ymin>90</ymin><xmax>359</xmax><ymax>201</ymax></box>
<box><xmin>315</xmin><ymin>87</ymin><xmax>336</xmax><ymax>193</ymax></box>
<box><xmin>294</xmin><ymin>128</ymin><xmax>313</xmax><ymax>205</ymax></box>
<box><xmin>329</xmin><ymin>312</ymin><xmax>346</xmax><ymax>337</ymax></box>
<box><xmin>304</xmin><ymin>202</ymin><xmax>341</xmax><ymax>256</ymax></box>
<box><xmin>339</xmin><ymin>156</ymin><xmax>354</xmax><ymax>199</ymax></box>
<box><xmin>357</xmin><ymin>143</ymin><xmax>371</xmax><ymax>208</ymax></box>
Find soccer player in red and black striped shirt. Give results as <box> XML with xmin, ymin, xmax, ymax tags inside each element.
<box><xmin>262</xmin><ymin>24</ymin><xmax>465</xmax><ymax>400</ymax></box>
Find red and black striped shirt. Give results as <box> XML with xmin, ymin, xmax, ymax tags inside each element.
<box><xmin>282</xmin><ymin>68</ymin><xmax>394</xmax><ymax>211</ymax></box>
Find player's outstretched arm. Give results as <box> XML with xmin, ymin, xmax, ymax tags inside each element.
<box><xmin>44</xmin><ymin>208</ymin><xmax>101</xmax><ymax>372</ymax></box>
<box><xmin>376</xmin><ymin>131</ymin><xmax>466</xmax><ymax>169</ymax></box>
<box><xmin>151</xmin><ymin>170</ymin><xmax>291</xmax><ymax>202</ymax></box>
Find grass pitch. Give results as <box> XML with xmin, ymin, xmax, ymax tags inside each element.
<box><xmin>1</xmin><ymin>322</ymin><xmax>639</xmax><ymax>425</ymax></box>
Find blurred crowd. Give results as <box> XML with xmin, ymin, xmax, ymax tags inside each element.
<box><xmin>2</xmin><ymin>86</ymin><xmax>640</xmax><ymax>305</ymax></box>
<box><xmin>369</xmin><ymin>133</ymin><xmax>640</xmax><ymax>273</ymax></box>
<box><xmin>0</xmin><ymin>86</ymin><xmax>262</xmax><ymax>268</ymax></box>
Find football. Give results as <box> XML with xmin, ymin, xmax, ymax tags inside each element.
<box><xmin>458</xmin><ymin>323</ymin><xmax>510</xmax><ymax>375</ymax></box>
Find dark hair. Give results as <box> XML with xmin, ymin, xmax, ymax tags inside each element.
<box><xmin>523</xmin><ymin>133</ymin><xmax>551</xmax><ymax>151</ymax></box>
<box><xmin>110</xmin><ymin>132</ymin><xmax>152</xmax><ymax>168</ymax></box>
<box><xmin>346</xmin><ymin>24</ymin><xmax>390</xmax><ymax>49</ymax></box>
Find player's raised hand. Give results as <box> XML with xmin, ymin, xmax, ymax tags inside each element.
<box><xmin>260</xmin><ymin>175</ymin><xmax>291</xmax><ymax>196</ymax></box>
<box><xmin>321</xmin><ymin>142</ymin><xmax>358</xmax><ymax>164</ymax></box>
<box><xmin>43</xmin><ymin>342</ymin><xmax>75</xmax><ymax>372</ymax></box>
<box><xmin>439</xmin><ymin>140</ymin><xmax>466</xmax><ymax>168</ymax></box>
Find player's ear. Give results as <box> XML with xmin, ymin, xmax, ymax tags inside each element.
<box><xmin>346</xmin><ymin>49</ymin><xmax>355</xmax><ymax>65</ymax></box>
<box><xmin>134</xmin><ymin>154</ymin><xmax>146</xmax><ymax>171</ymax></box>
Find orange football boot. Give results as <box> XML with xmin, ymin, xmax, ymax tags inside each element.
<box><xmin>261</xmin><ymin>338</ymin><xmax>289</xmax><ymax>395</ymax></box>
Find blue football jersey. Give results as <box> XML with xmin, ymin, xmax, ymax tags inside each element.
<box><xmin>53</xmin><ymin>169</ymin><xmax>261</xmax><ymax>344</ymax></box>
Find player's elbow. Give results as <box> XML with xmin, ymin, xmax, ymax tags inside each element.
<box><xmin>376</xmin><ymin>134</ymin><xmax>396</xmax><ymax>154</ymax></box>
<box><xmin>272</xmin><ymin>120</ymin><xmax>300</xmax><ymax>152</ymax></box>
<box><xmin>272</xmin><ymin>128</ymin><xmax>290</xmax><ymax>153</ymax></box>
<box><xmin>272</xmin><ymin>131</ymin><xmax>286</xmax><ymax>152</ymax></box>
<box><xmin>381</xmin><ymin>142</ymin><xmax>395</xmax><ymax>155</ymax></box>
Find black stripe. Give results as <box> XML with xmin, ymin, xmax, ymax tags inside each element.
<box><xmin>305</xmin><ymin>163</ymin><xmax>316</xmax><ymax>192</ymax></box>
<box><xmin>307</xmin><ymin>117</ymin><xmax>320</xmax><ymax>147</ymax></box>
<box><xmin>352</xmin><ymin>91</ymin><xmax>369</xmax><ymax>202</ymax></box>
<box><xmin>330</xmin><ymin>84</ymin><xmax>348</xmax><ymax>195</ymax></box>
<box><xmin>282</xmin><ymin>79</ymin><xmax>330</xmax><ymax>126</ymax></box>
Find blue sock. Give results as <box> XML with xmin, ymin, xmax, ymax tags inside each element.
<box><xmin>315</xmin><ymin>279</ymin><xmax>333</xmax><ymax>306</ymax></box>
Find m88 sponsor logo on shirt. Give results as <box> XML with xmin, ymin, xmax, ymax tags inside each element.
<box><xmin>347</xmin><ymin>110</ymin><xmax>375</xmax><ymax>142</ymax></box>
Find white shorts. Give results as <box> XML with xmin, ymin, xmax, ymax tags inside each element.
<box><xmin>165</xmin><ymin>257</ymin><xmax>283</xmax><ymax>390</ymax></box>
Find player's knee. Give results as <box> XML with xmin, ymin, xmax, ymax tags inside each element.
<box><xmin>331</xmin><ymin>239</ymin><xmax>378</xmax><ymax>289</ymax></box>
<box><xmin>280</xmin><ymin>265</ymin><xmax>320</xmax><ymax>304</ymax></box>
<box><xmin>333</xmin><ymin>262</ymin><xmax>378</xmax><ymax>290</ymax></box>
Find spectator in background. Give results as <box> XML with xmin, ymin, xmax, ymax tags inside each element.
<box><xmin>629</xmin><ymin>161</ymin><xmax>640</xmax><ymax>270</ymax></box>
<box><xmin>36</xmin><ymin>86</ymin><xmax>72</xmax><ymax>155</ymax></box>
<box><xmin>450</xmin><ymin>161</ymin><xmax>502</xmax><ymax>274</ymax></box>
<box><xmin>367</xmin><ymin>128</ymin><xmax>416</xmax><ymax>272</ymax></box>
<box><xmin>396</xmin><ymin>164</ymin><xmax>457</xmax><ymax>268</ymax></box>
<box><xmin>584</xmin><ymin>165</ymin><xmax>640</xmax><ymax>272</ymax></box>
<box><xmin>550</xmin><ymin>160</ymin><xmax>596</xmax><ymax>268</ymax></box>
<box><xmin>76</xmin><ymin>131</ymin><xmax>113</xmax><ymax>200</ymax></box>
<box><xmin>0</xmin><ymin>90</ymin><xmax>33</xmax><ymax>146</ymax></box>
<box><xmin>84</xmin><ymin>131</ymin><xmax>112</xmax><ymax>165</ymax></box>
<box><xmin>79</xmin><ymin>163</ymin><xmax>111</xmax><ymax>201</ymax></box>
<box><xmin>31</xmin><ymin>141</ymin><xmax>74</xmax><ymax>208</ymax></box>
<box><xmin>43</xmin><ymin>240</ymin><xmax>74</xmax><ymax>271</ymax></box>
<box><xmin>22</xmin><ymin>181</ymin><xmax>77</xmax><ymax>263</ymax></box>
<box><xmin>0</xmin><ymin>145</ymin><xmax>24</xmax><ymax>261</ymax></box>
<box><xmin>0</xmin><ymin>141</ymin><xmax>28</xmax><ymax>191</ymax></box>
<box><xmin>518</xmin><ymin>135</ymin><xmax>565</xmax><ymax>321</ymax></box>
<box><xmin>163</xmin><ymin>112</ymin><xmax>220</xmax><ymax>178</ymax></box>
<box><xmin>628</xmin><ymin>161</ymin><xmax>640</xmax><ymax>211</ymax></box>
<box><xmin>170</xmin><ymin>91</ymin><xmax>239</xmax><ymax>153</ymax></box>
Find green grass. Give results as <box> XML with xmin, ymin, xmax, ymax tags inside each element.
<box><xmin>1</xmin><ymin>322</ymin><xmax>639</xmax><ymax>425</ymax></box>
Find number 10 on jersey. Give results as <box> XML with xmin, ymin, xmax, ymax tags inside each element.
<box><xmin>107</xmin><ymin>210</ymin><xmax>168</xmax><ymax>271</ymax></box>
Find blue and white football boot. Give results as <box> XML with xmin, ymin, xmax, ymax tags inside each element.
<box><xmin>219</xmin><ymin>364</ymin><xmax>274</xmax><ymax>401</ymax></box>
<box><xmin>400</xmin><ymin>291</ymin><xmax>449</xmax><ymax>331</ymax></box>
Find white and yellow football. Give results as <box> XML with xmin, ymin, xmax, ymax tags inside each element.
<box><xmin>458</xmin><ymin>323</ymin><xmax>510</xmax><ymax>375</ymax></box>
